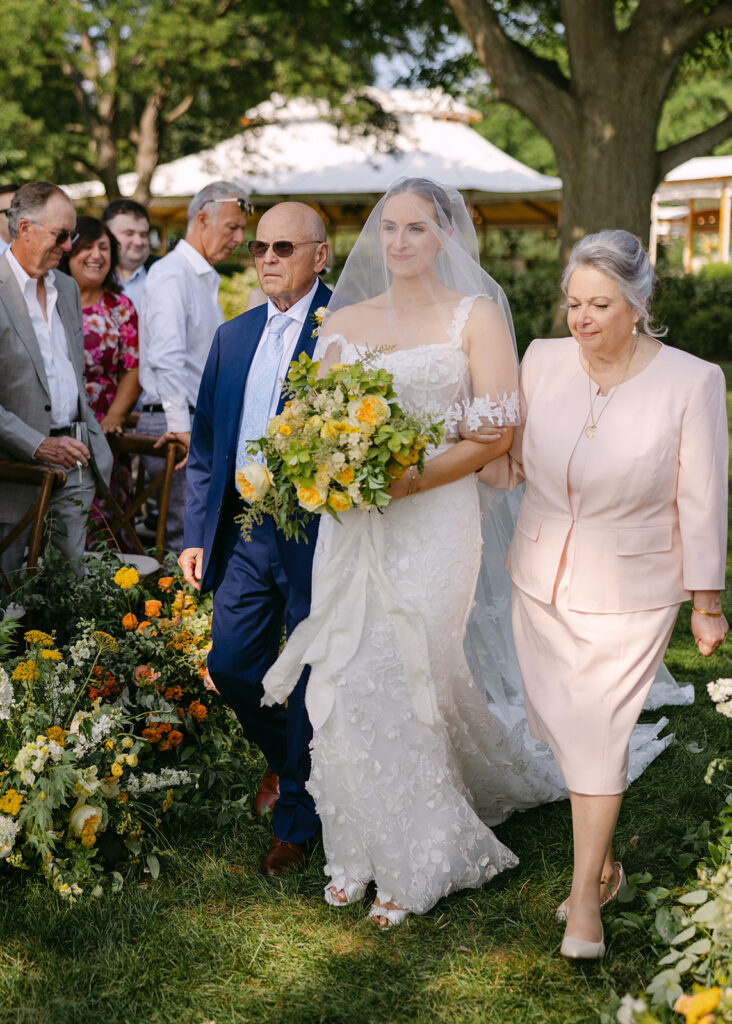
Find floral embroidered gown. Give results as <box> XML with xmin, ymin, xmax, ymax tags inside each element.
<box><xmin>82</xmin><ymin>291</ymin><xmax>139</xmax><ymax>539</ymax></box>
<box><xmin>264</xmin><ymin>296</ymin><xmax>565</xmax><ymax>914</ymax></box>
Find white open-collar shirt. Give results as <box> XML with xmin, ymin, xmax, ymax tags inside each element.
<box><xmin>138</xmin><ymin>239</ymin><xmax>223</xmax><ymax>434</ymax></box>
<box><xmin>6</xmin><ymin>247</ymin><xmax>79</xmax><ymax>429</ymax></box>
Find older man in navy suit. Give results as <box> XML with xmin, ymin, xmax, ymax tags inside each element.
<box><xmin>179</xmin><ymin>203</ymin><xmax>330</xmax><ymax>875</ymax></box>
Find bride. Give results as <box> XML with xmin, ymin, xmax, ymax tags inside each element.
<box><xmin>261</xmin><ymin>177</ymin><xmax>690</xmax><ymax>927</ymax></box>
<box><xmin>261</xmin><ymin>177</ymin><xmax>569</xmax><ymax>927</ymax></box>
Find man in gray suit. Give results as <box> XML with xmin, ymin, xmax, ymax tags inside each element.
<box><xmin>0</xmin><ymin>181</ymin><xmax>112</xmax><ymax>578</ymax></box>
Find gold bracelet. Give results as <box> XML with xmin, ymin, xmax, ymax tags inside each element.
<box><xmin>692</xmin><ymin>606</ymin><xmax>724</xmax><ymax>618</ymax></box>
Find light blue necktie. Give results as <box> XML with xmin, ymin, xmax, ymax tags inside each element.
<box><xmin>236</xmin><ymin>312</ymin><xmax>291</xmax><ymax>470</ymax></box>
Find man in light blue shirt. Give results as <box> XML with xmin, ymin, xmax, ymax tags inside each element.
<box><xmin>102</xmin><ymin>198</ymin><xmax>155</xmax><ymax>313</ymax></box>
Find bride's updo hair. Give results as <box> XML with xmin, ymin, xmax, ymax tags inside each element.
<box><xmin>385</xmin><ymin>177</ymin><xmax>454</xmax><ymax>226</ymax></box>
<box><xmin>562</xmin><ymin>229</ymin><xmax>667</xmax><ymax>338</ymax></box>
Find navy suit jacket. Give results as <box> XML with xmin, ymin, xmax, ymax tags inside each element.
<box><xmin>184</xmin><ymin>279</ymin><xmax>332</xmax><ymax>593</ymax></box>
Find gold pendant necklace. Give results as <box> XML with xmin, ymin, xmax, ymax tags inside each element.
<box><xmin>584</xmin><ymin>337</ymin><xmax>638</xmax><ymax>439</ymax></box>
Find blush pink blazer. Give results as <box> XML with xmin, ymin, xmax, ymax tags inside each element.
<box><xmin>480</xmin><ymin>338</ymin><xmax>728</xmax><ymax>613</ymax></box>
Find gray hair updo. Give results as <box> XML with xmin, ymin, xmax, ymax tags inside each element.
<box><xmin>561</xmin><ymin>229</ymin><xmax>667</xmax><ymax>338</ymax></box>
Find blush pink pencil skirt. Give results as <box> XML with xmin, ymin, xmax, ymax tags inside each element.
<box><xmin>510</xmin><ymin>569</ymin><xmax>680</xmax><ymax>795</ymax></box>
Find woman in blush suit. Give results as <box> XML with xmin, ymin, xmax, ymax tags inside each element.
<box><xmin>478</xmin><ymin>230</ymin><xmax>728</xmax><ymax>959</ymax></box>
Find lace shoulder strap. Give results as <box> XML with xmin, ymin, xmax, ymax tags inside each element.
<box><xmin>447</xmin><ymin>294</ymin><xmax>480</xmax><ymax>347</ymax></box>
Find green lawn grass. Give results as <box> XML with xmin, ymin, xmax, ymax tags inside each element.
<box><xmin>0</xmin><ymin>381</ymin><xmax>730</xmax><ymax>1024</ymax></box>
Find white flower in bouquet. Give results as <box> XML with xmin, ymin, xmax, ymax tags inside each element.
<box><xmin>235</xmin><ymin>462</ymin><xmax>274</xmax><ymax>502</ymax></box>
<box><xmin>0</xmin><ymin>666</ymin><xmax>15</xmax><ymax>721</ymax></box>
<box><xmin>707</xmin><ymin>678</ymin><xmax>732</xmax><ymax>719</ymax></box>
<box><xmin>124</xmin><ymin>767</ymin><xmax>191</xmax><ymax>795</ymax></box>
<box><xmin>0</xmin><ymin>814</ymin><xmax>21</xmax><ymax>859</ymax></box>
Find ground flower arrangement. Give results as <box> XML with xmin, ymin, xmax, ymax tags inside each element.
<box><xmin>0</xmin><ymin>555</ymin><xmax>246</xmax><ymax>899</ymax></box>
<box><xmin>606</xmin><ymin>680</ymin><xmax>732</xmax><ymax>1024</ymax></box>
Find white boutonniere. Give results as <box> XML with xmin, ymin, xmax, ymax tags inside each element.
<box><xmin>310</xmin><ymin>306</ymin><xmax>328</xmax><ymax>338</ymax></box>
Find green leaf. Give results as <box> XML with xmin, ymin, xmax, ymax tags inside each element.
<box><xmin>146</xmin><ymin>854</ymin><xmax>160</xmax><ymax>880</ymax></box>
<box><xmin>691</xmin><ymin>899</ymin><xmax>724</xmax><ymax>926</ymax></box>
<box><xmin>678</xmin><ymin>889</ymin><xmax>708</xmax><ymax>905</ymax></box>
<box><xmin>684</xmin><ymin>937</ymin><xmax>712</xmax><ymax>956</ymax></box>
<box><xmin>670</xmin><ymin>925</ymin><xmax>697</xmax><ymax>945</ymax></box>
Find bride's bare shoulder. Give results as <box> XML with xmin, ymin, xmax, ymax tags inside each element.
<box><xmin>322</xmin><ymin>297</ymin><xmax>387</xmax><ymax>336</ymax></box>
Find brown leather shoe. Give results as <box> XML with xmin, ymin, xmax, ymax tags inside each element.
<box><xmin>253</xmin><ymin>769</ymin><xmax>279</xmax><ymax>817</ymax></box>
<box><xmin>261</xmin><ymin>836</ymin><xmax>307</xmax><ymax>877</ymax></box>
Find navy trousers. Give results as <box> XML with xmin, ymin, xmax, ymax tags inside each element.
<box><xmin>208</xmin><ymin>514</ymin><xmax>318</xmax><ymax>845</ymax></box>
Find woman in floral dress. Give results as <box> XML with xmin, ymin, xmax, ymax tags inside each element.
<box><xmin>61</xmin><ymin>217</ymin><xmax>141</xmax><ymax>542</ymax></box>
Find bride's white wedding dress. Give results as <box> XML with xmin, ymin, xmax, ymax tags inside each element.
<box><xmin>263</xmin><ymin>295</ymin><xmax>692</xmax><ymax>915</ymax></box>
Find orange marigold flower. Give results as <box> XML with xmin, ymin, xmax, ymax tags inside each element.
<box><xmin>122</xmin><ymin>612</ymin><xmax>138</xmax><ymax>630</ymax></box>
<box><xmin>164</xmin><ymin>685</ymin><xmax>183</xmax><ymax>703</ymax></box>
<box><xmin>157</xmin><ymin>576</ymin><xmax>174</xmax><ymax>592</ymax></box>
<box><xmin>188</xmin><ymin>700</ymin><xmax>208</xmax><ymax>722</ymax></box>
<box><xmin>168</xmin><ymin>730</ymin><xmax>183</xmax><ymax>747</ymax></box>
<box><xmin>144</xmin><ymin>599</ymin><xmax>162</xmax><ymax>619</ymax></box>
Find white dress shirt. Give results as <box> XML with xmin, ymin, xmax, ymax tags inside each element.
<box><xmin>6</xmin><ymin>248</ymin><xmax>79</xmax><ymax>428</ymax></box>
<box><xmin>118</xmin><ymin>262</ymin><xmax>146</xmax><ymax>313</ymax></box>
<box><xmin>245</xmin><ymin>279</ymin><xmax>320</xmax><ymax>419</ymax></box>
<box><xmin>139</xmin><ymin>239</ymin><xmax>223</xmax><ymax>434</ymax></box>
<box><xmin>0</xmin><ymin>238</ymin><xmax>9</xmax><ymax>257</ymax></box>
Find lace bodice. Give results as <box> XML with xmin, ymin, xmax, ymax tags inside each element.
<box><xmin>318</xmin><ymin>295</ymin><xmax>520</xmax><ymax>440</ymax></box>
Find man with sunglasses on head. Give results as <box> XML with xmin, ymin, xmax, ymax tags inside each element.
<box><xmin>0</xmin><ymin>185</ymin><xmax>19</xmax><ymax>257</ymax></box>
<box><xmin>179</xmin><ymin>202</ymin><xmax>331</xmax><ymax>876</ymax></box>
<box><xmin>137</xmin><ymin>180</ymin><xmax>249</xmax><ymax>552</ymax></box>
<box><xmin>0</xmin><ymin>181</ymin><xmax>113</xmax><ymax>577</ymax></box>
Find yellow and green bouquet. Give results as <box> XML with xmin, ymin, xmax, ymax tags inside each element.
<box><xmin>235</xmin><ymin>352</ymin><xmax>444</xmax><ymax>541</ymax></box>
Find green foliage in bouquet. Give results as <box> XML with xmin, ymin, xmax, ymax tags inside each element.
<box><xmin>235</xmin><ymin>352</ymin><xmax>444</xmax><ymax>542</ymax></box>
<box><xmin>0</xmin><ymin>550</ymin><xmax>251</xmax><ymax>899</ymax></box>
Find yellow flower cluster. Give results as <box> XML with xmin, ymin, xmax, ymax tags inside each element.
<box><xmin>674</xmin><ymin>988</ymin><xmax>721</xmax><ymax>1024</ymax></box>
<box><xmin>113</xmin><ymin>566</ymin><xmax>140</xmax><ymax>589</ymax></box>
<box><xmin>93</xmin><ymin>630</ymin><xmax>119</xmax><ymax>653</ymax></box>
<box><xmin>45</xmin><ymin>726</ymin><xmax>66</xmax><ymax>747</ymax></box>
<box><xmin>80</xmin><ymin>821</ymin><xmax>97</xmax><ymax>849</ymax></box>
<box><xmin>41</xmin><ymin>650</ymin><xmax>63</xmax><ymax>662</ymax></box>
<box><xmin>24</xmin><ymin>630</ymin><xmax>54</xmax><ymax>648</ymax></box>
<box><xmin>0</xmin><ymin>788</ymin><xmax>23</xmax><ymax>815</ymax></box>
<box><xmin>12</xmin><ymin>660</ymin><xmax>39</xmax><ymax>682</ymax></box>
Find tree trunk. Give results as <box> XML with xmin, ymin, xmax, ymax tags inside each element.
<box><xmin>132</xmin><ymin>89</ymin><xmax>166</xmax><ymax>205</ymax></box>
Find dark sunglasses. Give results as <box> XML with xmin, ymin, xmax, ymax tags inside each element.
<box><xmin>204</xmin><ymin>197</ymin><xmax>253</xmax><ymax>216</ymax></box>
<box><xmin>29</xmin><ymin>221</ymin><xmax>79</xmax><ymax>246</ymax></box>
<box><xmin>248</xmin><ymin>239</ymin><xmax>322</xmax><ymax>258</ymax></box>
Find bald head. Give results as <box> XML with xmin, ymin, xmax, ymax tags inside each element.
<box><xmin>257</xmin><ymin>202</ymin><xmax>326</xmax><ymax>243</ymax></box>
<box><xmin>253</xmin><ymin>202</ymin><xmax>328</xmax><ymax>311</ymax></box>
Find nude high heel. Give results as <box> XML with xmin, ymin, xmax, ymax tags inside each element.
<box><xmin>560</xmin><ymin>928</ymin><xmax>605</xmax><ymax>960</ymax></box>
<box><xmin>556</xmin><ymin>861</ymin><xmax>625</xmax><ymax>922</ymax></box>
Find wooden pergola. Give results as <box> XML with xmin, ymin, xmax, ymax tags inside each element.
<box><xmin>650</xmin><ymin>156</ymin><xmax>732</xmax><ymax>272</ymax></box>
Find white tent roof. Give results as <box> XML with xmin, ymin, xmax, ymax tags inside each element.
<box><xmin>654</xmin><ymin>155</ymin><xmax>732</xmax><ymax>204</ymax></box>
<box><xmin>65</xmin><ymin>88</ymin><xmax>561</xmax><ymax>208</ymax></box>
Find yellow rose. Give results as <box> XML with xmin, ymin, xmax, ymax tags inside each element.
<box><xmin>320</xmin><ymin>420</ymin><xmax>339</xmax><ymax>440</ymax></box>
<box><xmin>235</xmin><ymin>462</ymin><xmax>274</xmax><ymax>502</ymax></box>
<box><xmin>386</xmin><ymin>459</ymin><xmax>407</xmax><ymax>480</ymax></box>
<box><xmin>296</xmin><ymin>484</ymin><xmax>328</xmax><ymax>513</ymax></box>
<box><xmin>110</xmin><ymin>762</ymin><xmax>124</xmax><ymax>778</ymax></box>
<box><xmin>336</xmin><ymin>465</ymin><xmax>355</xmax><ymax>485</ymax></box>
<box><xmin>125</xmin><ymin>753</ymin><xmax>138</xmax><ymax>768</ymax></box>
<box><xmin>121</xmin><ymin>737</ymin><xmax>133</xmax><ymax>750</ymax></box>
<box><xmin>347</xmin><ymin>394</ymin><xmax>390</xmax><ymax>426</ymax></box>
<box><xmin>328</xmin><ymin>490</ymin><xmax>352</xmax><ymax>512</ymax></box>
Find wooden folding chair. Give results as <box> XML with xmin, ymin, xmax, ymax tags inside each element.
<box><xmin>102</xmin><ymin>434</ymin><xmax>184</xmax><ymax>562</ymax></box>
<box><xmin>0</xmin><ymin>461</ymin><xmax>67</xmax><ymax>593</ymax></box>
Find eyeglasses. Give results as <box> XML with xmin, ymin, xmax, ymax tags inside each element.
<box><xmin>29</xmin><ymin>221</ymin><xmax>79</xmax><ymax>246</ymax></box>
<box><xmin>248</xmin><ymin>240</ymin><xmax>322</xmax><ymax>258</ymax></box>
<box><xmin>0</xmin><ymin>209</ymin><xmax>9</xmax><ymax>217</ymax></box>
<box><xmin>203</xmin><ymin>197</ymin><xmax>253</xmax><ymax>216</ymax></box>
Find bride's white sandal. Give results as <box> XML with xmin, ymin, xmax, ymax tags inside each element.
<box><xmin>367</xmin><ymin>897</ymin><xmax>410</xmax><ymax>929</ymax></box>
<box><xmin>324</xmin><ymin>880</ymin><xmax>368</xmax><ymax>907</ymax></box>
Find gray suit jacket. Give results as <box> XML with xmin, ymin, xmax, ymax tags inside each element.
<box><xmin>0</xmin><ymin>252</ymin><xmax>112</xmax><ymax>521</ymax></box>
